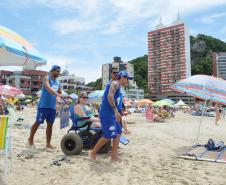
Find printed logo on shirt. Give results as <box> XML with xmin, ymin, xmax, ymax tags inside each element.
<box><xmin>109</xmin><ymin>126</ymin><xmax>115</xmax><ymax>131</ymax></box>
<box><xmin>117</xmin><ymin>97</ymin><xmax>120</xmax><ymax>105</ymax></box>
<box><xmin>52</xmin><ymin>84</ymin><xmax>59</xmax><ymax>92</ymax></box>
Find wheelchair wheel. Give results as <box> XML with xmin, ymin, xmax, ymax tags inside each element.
<box><xmin>60</xmin><ymin>133</ymin><xmax>83</xmax><ymax>155</ymax></box>
<box><xmin>78</xmin><ymin>130</ymin><xmax>93</xmax><ymax>149</ymax></box>
<box><xmin>91</xmin><ymin>132</ymin><xmax>111</xmax><ymax>154</ymax></box>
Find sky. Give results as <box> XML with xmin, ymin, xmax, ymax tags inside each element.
<box><xmin>0</xmin><ymin>0</ymin><xmax>226</xmax><ymax>83</ymax></box>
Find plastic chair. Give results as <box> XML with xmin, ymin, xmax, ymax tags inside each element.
<box><xmin>0</xmin><ymin>115</ymin><xmax>10</xmax><ymax>178</ymax></box>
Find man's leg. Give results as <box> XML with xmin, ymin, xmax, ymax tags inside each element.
<box><xmin>90</xmin><ymin>137</ymin><xmax>109</xmax><ymax>160</ymax></box>
<box><xmin>46</xmin><ymin>122</ymin><xmax>54</xmax><ymax>149</ymax></box>
<box><xmin>28</xmin><ymin>122</ymin><xmax>39</xmax><ymax>146</ymax></box>
<box><xmin>46</xmin><ymin>109</ymin><xmax>56</xmax><ymax>149</ymax></box>
<box><xmin>111</xmin><ymin>135</ymin><xmax>120</xmax><ymax>161</ymax></box>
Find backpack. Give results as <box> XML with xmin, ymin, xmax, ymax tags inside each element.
<box><xmin>205</xmin><ymin>139</ymin><xmax>224</xmax><ymax>151</ymax></box>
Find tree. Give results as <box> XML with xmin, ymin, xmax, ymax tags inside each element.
<box><xmin>86</xmin><ymin>78</ymin><xmax>102</xmax><ymax>90</ymax></box>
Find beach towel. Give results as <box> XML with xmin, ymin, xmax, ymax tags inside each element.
<box><xmin>60</xmin><ymin>105</ymin><xmax>70</xmax><ymax>129</ymax></box>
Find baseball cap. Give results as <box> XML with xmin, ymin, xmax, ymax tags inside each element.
<box><xmin>117</xmin><ymin>70</ymin><xmax>133</xmax><ymax>80</ymax></box>
<box><xmin>50</xmin><ymin>65</ymin><xmax>61</xmax><ymax>72</ymax></box>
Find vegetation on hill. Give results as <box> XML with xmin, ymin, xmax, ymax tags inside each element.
<box><xmin>86</xmin><ymin>78</ymin><xmax>102</xmax><ymax>90</ymax></box>
<box><xmin>191</xmin><ymin>34</ymin><xmax>226</xmax><ymax>75</ymax></box>
<box><xmin>128</xmin><ymin>55</ymin><xmax>148</xmax><ymax>93</ymax></box>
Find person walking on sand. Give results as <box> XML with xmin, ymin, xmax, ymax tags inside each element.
<box><xmin>90</xmin><ymin>70</ymin><xmax>133</xmax><ymax>161</ymax></box>
<box><xmin>215</xmin><ymin>103</ymin><xmax>221</xmax><ymax>125</ymax></box>
<box><xmin>28</xmin><ymin>65</ymin><xmax>64</xmax><ymax>150</ymax></box>
<box><xmin>109</xmin><ymin>67</ymin><xmax>131</xmax><ymax>133</ymax></box>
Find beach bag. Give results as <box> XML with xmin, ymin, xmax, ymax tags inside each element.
<box><xmin>205</xmin><ymin>139</ymin><xmax>224</xmax><ymax>151</ymax></box>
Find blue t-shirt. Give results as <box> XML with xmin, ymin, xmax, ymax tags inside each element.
<box><xmin>38</xmin><ymin>76</ymin><xmax>60</xmax><ymax>110</ymax></box>
<box><xmin>100</xmin><ymin>81</ymin><xmax>121</xmax><ymax>117</ymax></box>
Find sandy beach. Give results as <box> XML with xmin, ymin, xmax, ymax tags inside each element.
<box><xmin>3</xmin><ymin>107</ymin><xmax>226</xmax><ymax>185</ymax></box>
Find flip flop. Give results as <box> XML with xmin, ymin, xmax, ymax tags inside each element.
<box><xmin>52</xmin><ymin>161</ymin><xmax>61</xmax><ymax>166</ymax></box>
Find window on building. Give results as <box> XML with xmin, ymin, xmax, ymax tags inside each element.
<box><xmin>20</xmin><ymin>80</ymin><xmax>24</xmax><ymax>84</ymax></box>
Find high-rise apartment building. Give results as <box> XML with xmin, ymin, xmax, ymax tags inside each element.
<box><xmin>212</xmin><ymin>52</ymin><xmax>226</xmax><ymax>80</ymax></box>
<box><xmin>148</xmin><ymin>18</ymin><xmax>191</xmax><ymax>96</ymax></box>
<box><xmin>102</xmin><ymin>56</ymin><xmax>134</xmax><ymax>89</ymax></box>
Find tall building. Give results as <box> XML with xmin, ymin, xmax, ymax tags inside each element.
<box><xmin>148</xmin><ymin>17</ymin><xmax>191</xmax><ymax>97</ymax></box>
<box><xmin>102</xmin><ymin>56</ymin><xmax>134</xmax><ymax>89</ymax></box>
<box><xmin>212</xmin><ymin>52</ymin><xmax>226</xmax><ymax>80</ymax></box>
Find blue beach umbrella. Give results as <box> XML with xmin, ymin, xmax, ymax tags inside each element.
<box><xmin>0</xmin><ymin>25</ymin><xmax>46</xmax><ymax>67</ymax></box>
<box><xmin>88</xmin><ymin>90</ymin><xmax>104</xmax><ymax>103</ymax></box>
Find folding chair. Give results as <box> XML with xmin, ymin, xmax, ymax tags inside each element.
<box><xmin>0</xmin><ymin>115</ymin><xmax>10</xmax><ymax>178</ymax></box>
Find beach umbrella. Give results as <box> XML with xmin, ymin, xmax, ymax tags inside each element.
<box><xmin>88</xmin><ymin>90</ymin><xmax>104</xmax><ymax>103</ymax></box>
<box><xmin>69</xmin><ymin>93</ymin><xmax>78</xmax><ymax>100</ymax></box>
<box><xmin>138</xmin><ymin>99</ymin><xmax>153</xmax><ymax>105</ymax></box>
<box><xmin>0</xmin><ymin>85</ymin><xmax>22</xmax><ymax>96</ymax></box>
<box><xmin>0</xmin><ymin>25</ymin><xmax>46</xmax><ymax>67</ymax></box>
<box><xmin>16</xmin><ymin>93</ymin><xmax>25</xmax><ymax>99</ymax></box>
<box><xmin>162</xmin><ymin>99</ymin><xmax>175</xmax><ymax>104</ymax></box>
<box><xmin>152</xmin><ymin>100</ymin><xmax>173</xmax><ymax>107</ymax></box>
<box><xmin>25</xmin><ymin>99</ymin><xmax>32</xmax><ymax>103</ymax></box>
<box><xmin>171</xmin><ymin>74</ymin><xmax>226</xmax><ymax>144</ymax></box>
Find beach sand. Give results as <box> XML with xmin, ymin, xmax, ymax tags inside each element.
<box><xmin>3</xmin><ymin>107</ymin><xmax>226</xmax><ymax>185</ymax></box>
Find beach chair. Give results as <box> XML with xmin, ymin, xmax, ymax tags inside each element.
<box><xmin>0</xmin><ymin>115</ymin><xmax>10</xmax><ymax>177</ymax></box>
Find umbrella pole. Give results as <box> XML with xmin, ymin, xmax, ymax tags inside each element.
<box><xmin>195</xmin><ymin>100</ymin><xmax>207</xmax><ymax>145</ymax></box>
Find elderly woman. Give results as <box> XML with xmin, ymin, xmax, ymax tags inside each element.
<box><xmin>74</xmin><ymin>92</ymin><xmax>101</xmax><ymax>127</ymax></box>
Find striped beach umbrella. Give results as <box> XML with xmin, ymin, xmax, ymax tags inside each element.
<box><xmin>171</xmin><ymin>75</ymin><xmax>226</xmax><ymax>105</ymax></box>
<box><xmin>0</xmin><ymin>85</ymin><xmax>22</xmax><ymax>96</ymax></box>
<box><xmin>171</xmin><ymin>75</ymin><xmax>226</xmax><ymax>144</ymax></box>
<box><xmin>0</xmin><ymin>25</ymin><xmax>47</xmax><ymax>67</ymax></box>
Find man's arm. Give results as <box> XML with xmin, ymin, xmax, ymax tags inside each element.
<box><xmin>107</xmin><ymin>81</ymin><xmax>120</xmax><ymax>113</ymax></box>
<box><xmin>43</xmin><ymin>76</ymin><xmax>61</xmax><ymax>97</ymax></box>
<box><xmin>57</xmin><ymin>84</ymin><xmax>62</xmax><ymax>95</ymax></box>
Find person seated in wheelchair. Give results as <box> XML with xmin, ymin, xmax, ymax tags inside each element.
<box><xmin>74</xmin><ymin>92</ymin><xmax>101</xmax><ymax>128</ymax></box>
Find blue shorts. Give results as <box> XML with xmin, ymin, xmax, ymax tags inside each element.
<box><xmin>36</xmin><ymin>108</ymin><xmax>56</xmax><ymax>124</ymax></box>
<box><xmin>100</xmin><ymin>116</ymin><xmax>122</xmax><ymax>139</ymax></box>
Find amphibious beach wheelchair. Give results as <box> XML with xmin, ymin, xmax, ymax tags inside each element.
<box><xmin>60</xmin><ymin>104</ymin><xmax>111</xmax><ymax>155</ymax></box>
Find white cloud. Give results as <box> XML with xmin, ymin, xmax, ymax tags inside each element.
<box><xmin>196</xmin><ymin>12</ymin><xmax>226</xmax><ymax>24</ymax></box>
<box><xmin>52</xmin><ymin>18</ymin><xmax>98</xmax><ymax>35</ymax></box>
<box><xmin>4</xmin><ymin>0</ymin><xmax>226</xmax><ymax>35</ymax></box>
<box><xmin>102</xmin><ymin>0</ymin><xmax>226</xmax><ymax>34</ymax></box>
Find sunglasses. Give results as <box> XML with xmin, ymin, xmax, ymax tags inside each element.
<box><xmin>112</xmin><ymin>72</ymin><xmax>118</xmax><ymax>74</ymax></box>
<box><xmin>82</xmin><ymin>96</ymin><xmax>88</xmax><ymax>99</ymax></box>
<box><xmin>53</xmin><ymin>70</ymin><xmax>61</xmax><ymax>73</ymax></box>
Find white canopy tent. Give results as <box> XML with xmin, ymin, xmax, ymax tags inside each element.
<box><xmin>175</xmin><ymin>99</ymin><xmax>187</xmax><ymax>106</ymax></box>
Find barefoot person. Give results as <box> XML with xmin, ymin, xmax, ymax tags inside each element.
<box><xmin>90</xmin><ymin>70</ymin><xmax>133</xmax><ymax>161</ymax></box>
<box><xmin>28</xmin><ymin>65</ymin><xmax>63</xmax><ymax>149</ymax></box>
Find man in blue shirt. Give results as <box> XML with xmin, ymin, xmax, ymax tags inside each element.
<box><xmin>90</xmin><ymin>70</ymin><xmax>133</xmax><ymax>161</ymax></box>
<box><xmin>28</xmin><ymin>65</ymin><xmax>63</xmax><ymax>150</ymax></box>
